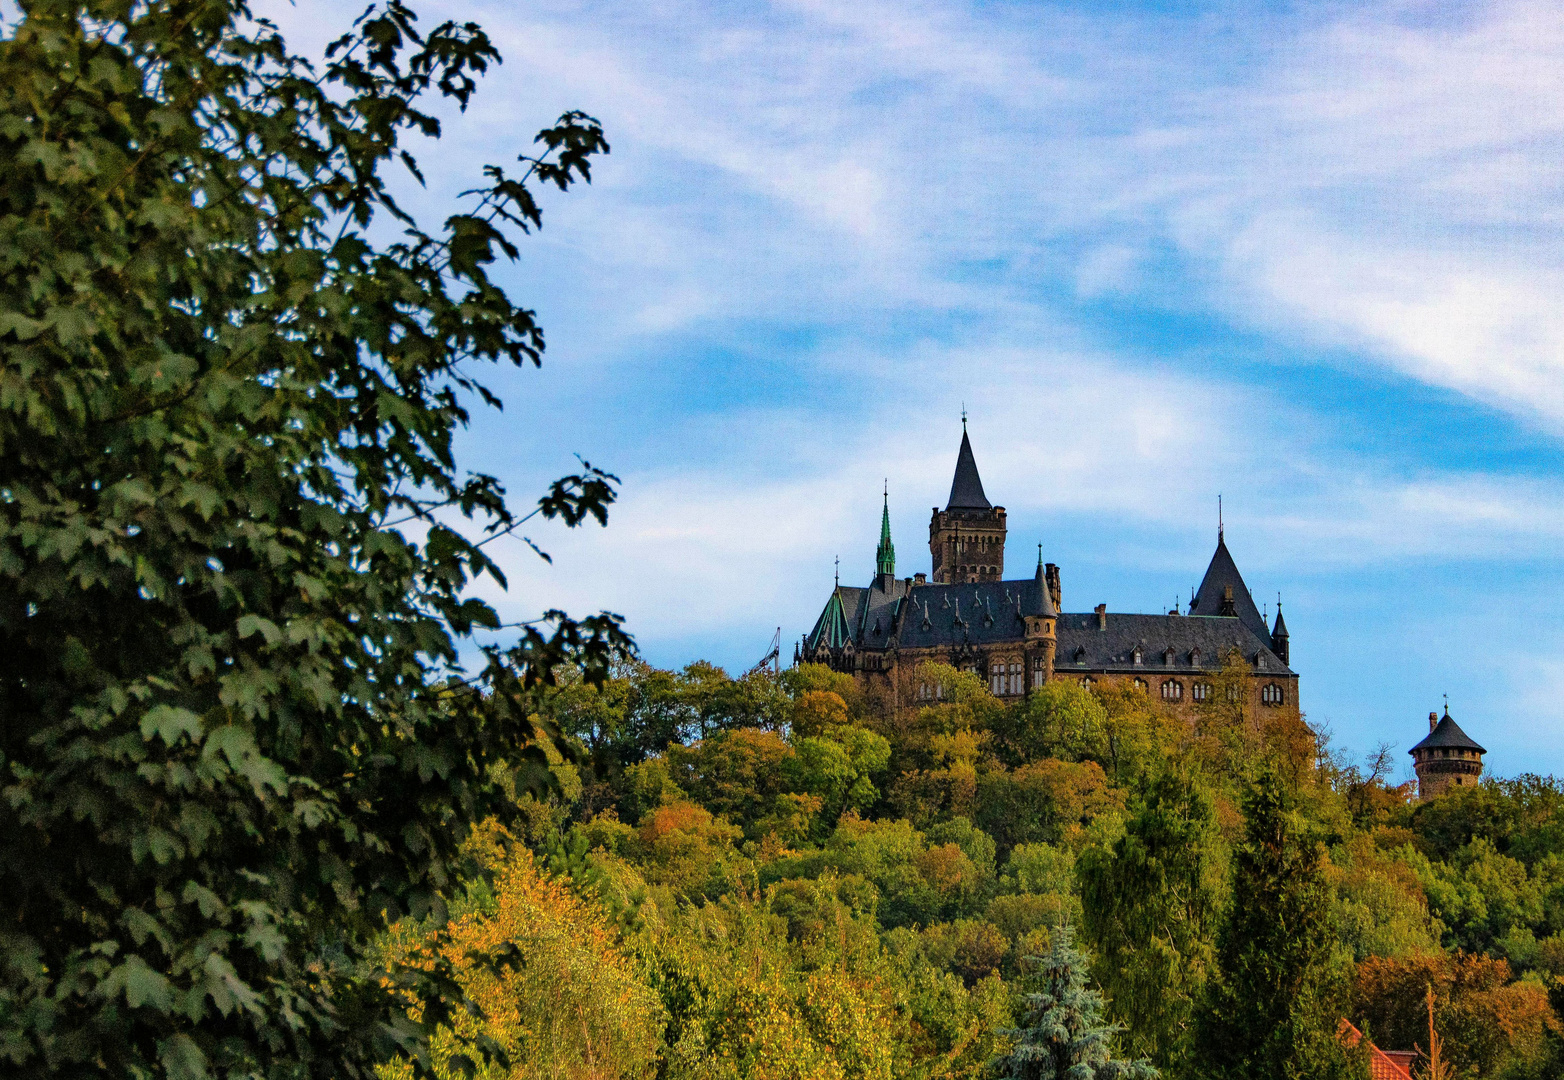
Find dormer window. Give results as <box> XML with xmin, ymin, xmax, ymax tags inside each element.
<box><xmin>1163</xmin><ymin>647</ymin><xmax>1175</xmax><ymax>666</ymax></box>
<box><xmin>1190</xmin><ymin>647</ymin><xmax>1201</xmax><ymax>666</ymax></box>
<box><xmin>1131</xmin><ymin>645</ymin><xmax>1143</xmax><ymax>666</ymax></box>
<box><xmin>1074</xmin><ymin>645</ymin><xmax>1087</xmax><ymax>663</ymax></box>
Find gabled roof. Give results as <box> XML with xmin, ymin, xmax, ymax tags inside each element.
<box><xmin>947</xmin><ymin>430</ymin><xmax>991</xmax><ymax>509</ymax></box>
<box><xmin>806</xmin><ymin>588</ymin><xmax>855</xmax><ymax>650</ymax></box>
<box><xmin>1410</xmin><ymin>710</ymin><xmax>1486</xmax><ymax>755</ymax></box>
<box><xmin>1188</xmin><ymin>532</ymin><xmax>1270</xmax><ymax>641</ymax></box>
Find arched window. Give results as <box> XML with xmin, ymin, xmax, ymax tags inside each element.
<box><xmin>1192</xmin><ymin>681</ymin><xmax>1211</xmax><ymax>703</ymax></box>
<box><xmin>1163</xmin><ymin>648</ymin><xmax>1176</xmax><ymax>666</ymax></box>
<box><xmin>1226</xmin><ymin>683</ymin><xmax>1241</xmax><ymax>702</ymax></box>
<box><xmin>1131</xmin><ymin>645</ymin><xmax>1143</xmax><ymax>666</ymax></box>
<box><xmin>1009</xmin><ymin>662</ymin><xmax>1024</xmax><ymax>695</ymax></box>
<box><xmin>1133</xmin><ymin>677</ymin><xmax>1148</xmax><ymax>692</ymax></box>
<box><xmin>1190</xmin><ymin>647</ymin><xmax>1202</xmax><ymax>666</ymax></box>
<box><xmin>1261</xmin><ymin>682</ymin><xmax>1284</xmax><ymax>706</ymax></box>
<box><xmin>1161</xmin><ymin>679</ymin><xmax>1183</xmax><ymax>702</ymax></box>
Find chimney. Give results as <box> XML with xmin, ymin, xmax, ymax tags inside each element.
<box><xmin>1045</xmin><ymin>563</ymin><xmax>1062</xmax><ymax>613</ymax></box>
<box><xmin>1429</xmin><ymin>711</ymin><xmax>1438</xmax><ymax>733</ymax></box>
<box><xmin>914</xmin><ymin>572</ymin><xmax>926</xmax><ymax>584</ymax></box>
<box><xmin>1095</xmin><ymin>603</ymin><xmax>1107</xmax><ymax>631</ymax></box>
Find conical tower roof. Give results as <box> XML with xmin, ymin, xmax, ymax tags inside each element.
<box><xmin>1410</xmin><ymin>708</ymin><xmax>1486</xmax><ymax>755</ymax></box>
<box><xmin>947</xmin><ymin>430</ymin><xmax>991</xmax><ymax>509</ymax></box>
<box><xmin>1189</xmin><ymin>531</ymin><xmax>1270</xmax><ymax>641</ymax></box>
<box><xmin>1272</xmin><ymin>604</ymin><xmax>1289</xmax><ymax>639</ymax></box>
<box><xmin>1034</xmin><ymin>547</ymin><xmax>1058</xmax><ymax>617</ymax></box>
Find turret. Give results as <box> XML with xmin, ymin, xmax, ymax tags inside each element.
<box><xmin>875</xmin><ymin>485</ymin><xmax>896</xmax><ymax>590</ymax></box>
<box><xmin>1023</xmin><ymin>545</ymin><xmax>1057</xmax><ymax>687</ymax></box>
<box><xmin>1271</xmin><ymin>603</ymin><xmax>1289</xmax><ymax>667</ymax></box>
<box><xmin>1409</xmin><ymin>705</ymin><xmax>1486</xmax><ymax>800</ymax></box>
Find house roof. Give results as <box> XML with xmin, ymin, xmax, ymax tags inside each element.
<box><xmin>946</xmin><ymin>430</ymin><xmax>991</xmax><ymax>509</ymax></box>
<box><xmin>1409</xmin><ymin>710</ymin><xmax>1486</xmax><ymax>755</ymax></box>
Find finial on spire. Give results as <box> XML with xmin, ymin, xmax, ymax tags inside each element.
<box><xmin>1037</xmin><ymin>542</ymin><xmax>1043</xmax><ymax>567</ymax></box>
<box><xmin>1218</xmin><ymin>494</ymin><xmax>1223</xmax><ymax>539</ymax></box>
<box><xmin>961</xmin><ymin>404</ymin><xmax>967</xmax><ymax>432</ymax></box>
<box><xmin>834</xmin><ymin>556</ymin><xmax>839</xmax><ymax>587</ymax></box>
<box><xmin>1443</xmin><ymin>693</ymin><xmax>1449</xmax><ymax>718</ymax></box>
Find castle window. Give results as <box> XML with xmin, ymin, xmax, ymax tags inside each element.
<box><xmin>1190</xmin><ymin>647</ymin><xmax>1201</xmax><ymax>666</ymax></box>
<box><xmin>1163</xmin><ymin>648</ymin><xmax>1175</xmax><ymax>666</ymax></box>
<box><xmin>1080</xmin><ymin>676</ymin><xmax>1094</xmax><ymax>689</ymax></box>
<box><xmin>1074</xmin><ymin>645</ymin><xmax>1087</xmax><ymax>663</ymax></box>
<box><xmin>1227</xmin><ymin>684</ymin><xmax>1241</xmax><ymax>702</ymax></box>
<box><xmin>1032</xmin><ymin>656</ymin><xmax>1047</xmax><ymax>688</ymax></box>
<box><xmin>1131</xmin><ymin>646</ymin><xmax>1143</xmax><ymax>666</ymax></box>
<box><xmin>990</xmin><ymin>669</ymin><xmax>1003</xmax><ymax>696</ymax></box>
<box><xmin>1133</xmin><ymin>677</ymin><xmax>1148</xmax><ymax>692</ymax></box>
<box><xmin>1161</xmin><ymin>679</ymin><xmax>1183</xmax><ymax>702</ymax></box>
<box><xmin>1192</xmin><ymin>681</ymin><xmax>1211</xmax><ymax>702</ymax></box>
<box><xmin>1261</xmin><ymin>682</ymin><xmax>1284</xmax><ymax>707</ymax></box>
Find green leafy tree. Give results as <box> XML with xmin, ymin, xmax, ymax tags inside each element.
<box><xmin>0</xmin><ymin>2</ymin><xmax>621</xmax><ymax>1076</ymax></box>
<box><xmin>1194</xmin><ymin>768</ymin><xmax>1365</xmax><ymax>1080</ymax></box>
<box><xmin>1078</xmin><ymin>766</ymin><xmax>1228</xmax><ymax>1073</ymax></box>
<box><xmin>992</xmin><ymin>926</ymin><xmax>1158</xmax><ymax>1080</ymax></box>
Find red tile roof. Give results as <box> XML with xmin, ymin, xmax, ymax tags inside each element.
<box><xmin>1338</xmin><ymin>1019</ymin><xmax>1415</xmax><ymax>1079</ymax></box>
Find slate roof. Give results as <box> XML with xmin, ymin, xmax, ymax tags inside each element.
<box><xmin>947</xmin><ymin>430</ymin><xmax>991</xmax><ymax>509</ymax></box>
<box><xmin>1272</xmin><ymin>605</ymin><xmax>1289</xmax><ymax>639</ymax></box>
<box><xmin>810</xmin><ymin>570</ymin><xmax>1292</xmax><ymax>676</ymax></box>
<box><xmin>1410</xmin><ymin>711</ymin><xmax>1486</xmax><ymax>755</ymax></box>
<box><xmin>1189</xmin><ymin>532</ymin><xmax>1270</xmax><ymax>641</ymax></box>
<box><xmin>1055</xmin><ymin>611</ymin><xmax>1289</xmax><ymax>675</ymax></box>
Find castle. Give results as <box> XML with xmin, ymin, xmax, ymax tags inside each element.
<box><xmin>799</xmin><ymin>427</ymin><xmax>1298</xmax><ymax>713</ymax></box>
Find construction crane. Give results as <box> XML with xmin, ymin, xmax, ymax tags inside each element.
<box><xmin>746</xmin><ymin>627</ymin><xmax>781</xmax><ymax>678</ymax></box>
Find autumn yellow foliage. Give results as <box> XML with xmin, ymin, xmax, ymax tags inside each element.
<box><xmin>380</xmin><ymin>822</ymin><xmax>664</xmax><ymax>1080</ymax></box>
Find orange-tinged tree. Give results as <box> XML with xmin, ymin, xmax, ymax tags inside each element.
<box><xmin>381</xmin><ymin>823</ymin><xmax>663</xmax><ymax>1080</ymax></box>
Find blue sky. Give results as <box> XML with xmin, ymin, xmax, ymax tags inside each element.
<box><xmin>278</xmin><ymin>0</ymin><xmax>1564</xmax><ymax>780</ymax></box>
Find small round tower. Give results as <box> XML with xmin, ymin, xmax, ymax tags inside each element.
<box><xmin>1409</xmin><ymin>706</ymin><xmax>1486</xmax><ymax>800</ymax></box>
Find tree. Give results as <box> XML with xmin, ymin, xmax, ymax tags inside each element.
<box><xmin>378</xmin><ymin>822</ymin><xmax>665</xmax><ymax>1080</ymax></box>
<box><xmin>1078</xmin><ymin>766</ymin><xmax>1227</xmax><ymax>1073</ymax></box>
<box><xmin>0</xmin><ymin>2</ymin><xmax>621</xmax><ymax>1076</ymax></box>
<box><xmin>1193</xmin><ymin>768</ymin><xmax>1364</xmax><ymax>1080</ymax></box>
<box><xmin>992</xmin><ymin>925</ymin><xmax>1158</xmax><ymax>1080</ymax></box>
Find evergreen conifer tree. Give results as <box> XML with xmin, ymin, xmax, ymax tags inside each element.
<box><xmin>1193</xmin><ymin>767</ymin><xmax>1366</xmax><ymax>1080</ymax></box>
<box><xmin>1079</xmin><ymin>765</ymin><xmax>1227</xmax><ymax>1073</ymax></box>
<box><xmin>994</xmin><ymin>926</ymin><xmax>1159</xmax><ymax>1080</ymax></box>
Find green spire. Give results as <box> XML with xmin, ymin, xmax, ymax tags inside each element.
<box><xmin>876</xmin><ymin>483</ymin><xmax>895</xmax><ymax>576</ymax></box>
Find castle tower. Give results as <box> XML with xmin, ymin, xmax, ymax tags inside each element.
<box><xmin>1409</xmin><ymin>706</ymin><xmax>1486</xmax><ymax>800</ymax></box>
<box><xmin>930</xmin><ymin>426</ymin><xmax>1006</xmax><ymax>583</ymax></box>
<box><xmin>875</xmin><ymin>486</ymin><xmax>895</xmax><ymax>590</ymax></box>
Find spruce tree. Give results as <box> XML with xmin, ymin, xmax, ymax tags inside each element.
<box><xmin>1079</xmin><ymin>765</ymin><xmax>1227</xmax><ymax>1073</ymax></box>
<box><xmin>994</xmin><ymin>926</ymin><xmax>1159</xmax><ymax>1080</ymax></box>
<box><xmin>1193</xmin><ymin>767</ymin><xmax>1365</xmax><ymax>1080</ymax></box>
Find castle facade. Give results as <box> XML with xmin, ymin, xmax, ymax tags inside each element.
<box><xmin>799</xmin><ymin>428</ymin><xmax>1298</xmax><ymax>714</ymax></box>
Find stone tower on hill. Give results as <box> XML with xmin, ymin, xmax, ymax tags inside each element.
<box><xmin>800</xmin><ymin>426</ymin><xmax>1298</xmax><ymax>715</ymax></box>
<box><xmin>929</xmin><ymin>425</ymin><xmax>1007</xmax><ymax>584</ymax></box>
<box><xmin>1409</xmin><ymin>706</ymin><xmax>1485</xmax><ymax>800</ymax></box>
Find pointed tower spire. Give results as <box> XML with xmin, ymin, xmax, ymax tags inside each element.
<box><xmin>1271</xmin><ymin>598</ymin><xmax>1289</xmax><ymax>667</ymax></box>
<box><xmin>1188</xmin><ymin>529</ymin><xmax>1270</xmax><ymax>641</ymax></box>
<box><xmin>946</xmin><ymin>429</ymin><xmax>991</xmax><ymax>509</ymax></box>
<box><xmin>876</xmin><ymin>481</ymin><xmax>896</xmax><ymax>579</ymax></box>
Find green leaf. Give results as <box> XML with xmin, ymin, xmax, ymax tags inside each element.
<box><xmin>101</xmin><ymin>955</ymin><xmax>173</xmax><ymax>1013</ymax></box>
<box><xmin>141</xmin><ymin>705</ymin><xmax>204</xmax><ymax>746</ymax></box>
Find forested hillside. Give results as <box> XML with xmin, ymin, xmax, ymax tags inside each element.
<box><xmin>383</xmin><ymin>659</ymin><xmax>1564</xmax><ymax>1079</ymax></box>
